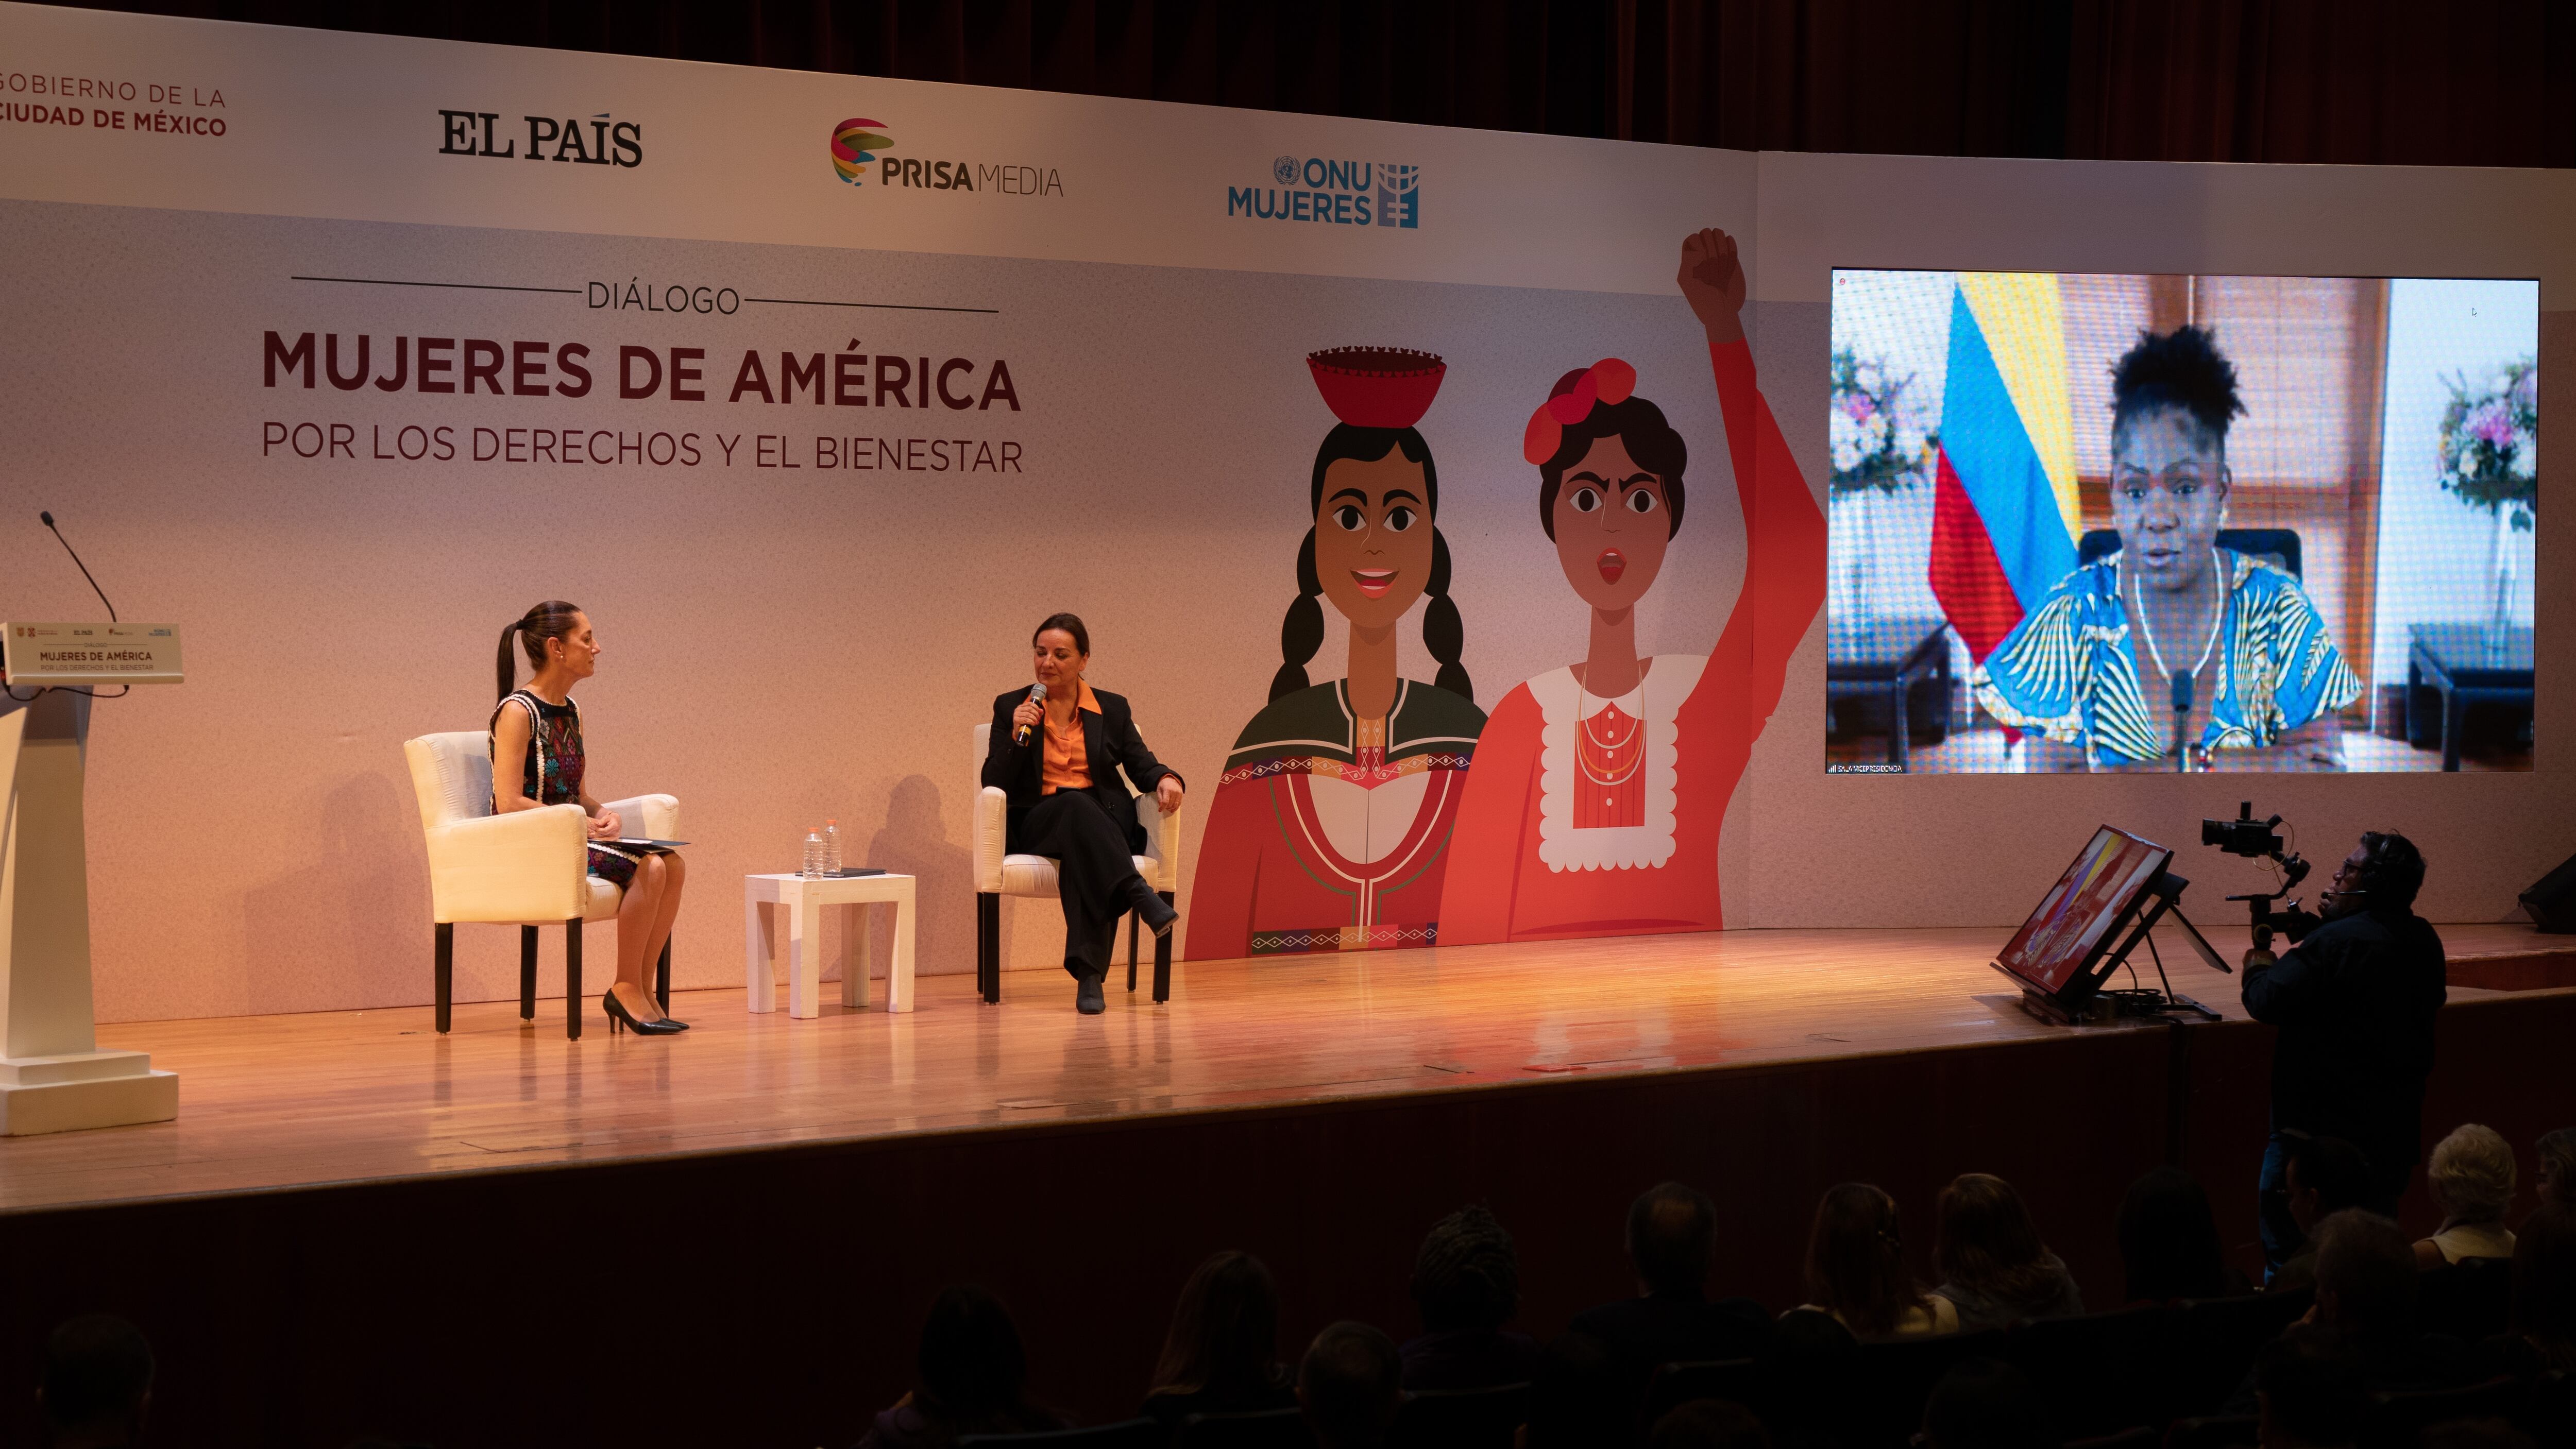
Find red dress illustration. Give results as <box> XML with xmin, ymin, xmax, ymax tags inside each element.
<box><xmin>1188</xmin><ymin>347</ymin><xmax>1486</xmax><ymax>959</ymax></box>
<box><xmin>1441</xmin><ymin>337</ymin><xmax>1825</xmax><ymax>942</ymax></box>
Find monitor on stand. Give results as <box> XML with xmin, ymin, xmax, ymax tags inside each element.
<box><xmin>1992</xmin><ymin>826</ymin><xmax>2233</xmax><ymax>1024</ymax></box>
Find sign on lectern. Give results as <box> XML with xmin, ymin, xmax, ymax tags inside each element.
<box><xmin>4</xmin><ymin>622</ymin><xmax>184</xmax><ymax>686</ymax></box>
<box><xmin>0</xmin><ymin>621</ymin><xmax>184</xmax><ymax>1135</ymax></box>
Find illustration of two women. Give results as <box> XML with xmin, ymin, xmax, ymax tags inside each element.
<box><xmin>1187</xmin><ymin>228</ymin><xmax>1829</xmax><ymax>954</ymax></box>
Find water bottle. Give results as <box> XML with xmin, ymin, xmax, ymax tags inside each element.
<box><xmin>822</xmin><ymin>819</ymin><xmax>842</xmax><ymax>875</ymax></box>
<box><xmin>801</xmin><ymin>826</ymin><xmax>825</xmax><ymax>878</ymax></box>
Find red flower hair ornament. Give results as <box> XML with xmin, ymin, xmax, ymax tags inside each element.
<box><xmin>1522</xmin><ymin>357</ymin><xmax>1638</xmax><ymax>465</ymax></box>
<box><xmin>1308</xmin><ymin>346</ymin><xmax>1446</xmax><ymax>429</ymax></box>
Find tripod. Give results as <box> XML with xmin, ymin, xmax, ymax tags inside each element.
<box><xmin>2092</xmin><ymin>870</ymin><xmax>2235</xmax><ymax>1021</ymax></box>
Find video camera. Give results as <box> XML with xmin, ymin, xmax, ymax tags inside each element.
<box><xmin>2201</xmin><ymin>801</ymin><xmax>2319</xmax><ymax>966</ymax></box>
<box><xmin>2203</xmin><ymin>807</ymin><xmax>2287</xmax><ymax>860</ymax></box>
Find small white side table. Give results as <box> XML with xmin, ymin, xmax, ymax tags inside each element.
<box><xmin>743</xmin><ymin>873</ymin><xmax>916</xmax><ymax>1017</ymax></box>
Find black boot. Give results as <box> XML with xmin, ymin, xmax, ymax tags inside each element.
<box><xmin>1126</xmin><ymin>878</ymin><xmax>1180</xmax><ymax>939</ymax></box>
<box><xmin>1076</xmin><ymin>975</ymin><xmax>1107</xmax><ymax>1015</ymax></box>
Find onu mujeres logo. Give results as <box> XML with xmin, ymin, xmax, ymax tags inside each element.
<box><xmin>1229</xmin><ymin>157</ymin><xmax>1419</xmax><ymax>228</ymax></box>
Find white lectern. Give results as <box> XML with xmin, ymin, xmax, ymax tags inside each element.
<box><xmin>0</xmin><ymin>622</ymin><xmax>183</xmax><ymax>1134</ymax></box>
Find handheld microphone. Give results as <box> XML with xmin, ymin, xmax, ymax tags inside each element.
<box><xmin>39</xmin><ymin>510</ymin><xmax>117</xmax><ymax>622</ymax></box>
<box><xmin>1013</xmin><ymin>682</ymin><xmax>1046</xmax><ymax>745</ymax></box>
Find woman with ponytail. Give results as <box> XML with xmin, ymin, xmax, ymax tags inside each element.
<box><xmin>489</xmin><ymin>601</ymin><xmax>689</xmax><ymax>1036</ymax></box>
<box><xmin>1188</xmin><ymin>348</ymin><xmax>1486</xmax><ymax>960</ymax></box>
<box><xmin>1442</xmin><ymin>228</ymin><xmax>1827</xmax><ymax>944</ymax></box>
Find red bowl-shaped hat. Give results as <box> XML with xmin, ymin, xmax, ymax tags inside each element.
<box><xmin>1308</xmin><ymin>347</ymin><xmax>1447</xmax><ymax>429</ymax></box>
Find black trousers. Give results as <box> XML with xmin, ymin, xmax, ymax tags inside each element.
<box><xmin>1009</xmin><ymin>791</ymin><xmax>1146</xmax><ymax>980</ymax></box>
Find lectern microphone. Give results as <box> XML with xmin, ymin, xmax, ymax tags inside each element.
<box><xmin>38</xmin><ymin>510</ymin><xmax>117</xmax><ymax>622</ymax></box>
<box><xmin>7</xmin><ymin>513</ymin><xmax>181</xmax><ymax>690</ymax></box>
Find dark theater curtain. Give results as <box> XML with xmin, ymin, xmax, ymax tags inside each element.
<box><xmin>71</xmin><ymin>0</ymin><xmax>2576</xmax><ymax>166</ymax></box>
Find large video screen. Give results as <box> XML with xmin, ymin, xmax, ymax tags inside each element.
<box><xmin>1824</xmin><ymin>270</ymin><xmax>2536</xmax><ymax>774</ymax></box>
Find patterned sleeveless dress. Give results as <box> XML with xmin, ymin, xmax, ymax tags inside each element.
<box><xmin>490</xmin><ymin>689</ymin><xmax>640</xmax><ymax>888</ymax></box>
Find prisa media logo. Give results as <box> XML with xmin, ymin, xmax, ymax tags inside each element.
<box><xmin>828</xmin><ymin>114</ymin><xmax>1065</xmax><ymax>196</ymax></box>
<box><xmin>1228</xmin><ymin>156</ymin><xmax>1418</xmax><ymax>229</ymax></box>
<box><xmin>832</xmin><ymin>117</ymin><xmax>892</xmax><ymax>184</ymax></box>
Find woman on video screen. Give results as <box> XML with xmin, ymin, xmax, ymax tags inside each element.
<box><xmin>1972</xmin><ymin>325</ymin><xmax>2362</xmax><ymax>771</ymax></box>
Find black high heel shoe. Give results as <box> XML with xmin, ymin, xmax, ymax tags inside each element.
<box><xmin>603</xmin><ymin>990</ymin><xmax>684</xmax><ymax>1036</ymax></box>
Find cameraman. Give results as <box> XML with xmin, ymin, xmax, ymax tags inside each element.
<box><xmin>2242</xmin><ymin>831</ymin><xmax>2446</xmax><ymax>1284</ymax></box>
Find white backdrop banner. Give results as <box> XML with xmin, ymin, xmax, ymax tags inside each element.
<box><xmin>0</xmin><ymin>3</ymin><xmax>2568</xmax><ymax>1022</ymax></box>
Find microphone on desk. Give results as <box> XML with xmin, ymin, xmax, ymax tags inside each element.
<box><xmin>39</xmin><ymin>511</ymin><xmax>118</xmax><ymax>622</ymax></box>
<box><xmin>2171</xmin><ymin>668</ymin><xmax>2194</xmax><ymax>773</ymax></box>
<box><xmin>1013</xmin><ymin>681</ymin><xmax>1046</xmax><ymax>746</ymax></box>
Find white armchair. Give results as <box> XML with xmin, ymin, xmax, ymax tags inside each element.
<box><xmin>972</xmin><ymin>722</ymin><xmax>1181</xmax><ymax>1003</ymax></box>
<box><xmin>403</xmin><ymin>730</ymin><xmax>679</xmax><ymax>1038</ymax></box>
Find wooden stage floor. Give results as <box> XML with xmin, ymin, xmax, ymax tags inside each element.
<box><xmin>8</xmin><ymin>921</ymin><xmax>2561</xmax><ymax>1217</ymax></box>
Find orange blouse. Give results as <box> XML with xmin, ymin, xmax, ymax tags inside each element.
<box><xmin>1040</xmin><ymin>680</ymin><xmax>1101</xmax><ymax>795</ymax></box>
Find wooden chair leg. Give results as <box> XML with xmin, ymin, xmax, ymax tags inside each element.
<box><xmin>976</xmin><ymin>892</ymin><xmax>1001</xmax><ymax>1003</ymax></box>
<box><xmin>1153</xmin><ymin>891</ymin><xmax>1175</xmax><ymax>1003</ymax></box>
<box><xmin>656</xmin><ymin>939</ymin><xmax>672</xmax><ymax>1013</ymax></box>
<box><xmin>434</xmin><ymin>922</ymin><xmax>454</xmax><ymax>1033</ymax></box>
<box><xmin>518</xmin><ymin>925</ymin><xmax>538</xmax><ymax>1020</ymax></box>
<box><xmin>565</xmin><ymin>918</ymin><xmax>584</xmax><ymax>1040</ymax></box>
<box><xmin>1127</xmin><ymin>912</ymin><xmax>1139</xmax><ymax>992</ymax></box>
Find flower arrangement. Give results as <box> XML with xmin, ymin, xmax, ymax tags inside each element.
<box><xmin>2435</xmin><ymin>358</ymin><xmax>2537</xmax><ymax>530</ymax></box>
<box><xmin>1829</xmin><ymin>347</ymin><xmax>1938</xmax><ymax>496</ymax></box>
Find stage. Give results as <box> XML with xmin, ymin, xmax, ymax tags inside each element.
<box><xmin>0</xmin><ymin>922</ymin><xmax>2556</xmax><ymax>1214</ymax></box>
<box><xmin>0</xmin><ymin>920</ymin><xmax>2534</xmax><ymax>1213</ymax></box>
<box><xmin>2</xmin><ymin>924</ymin><xmax>2570</xmax><ymax>1447</ymax></box>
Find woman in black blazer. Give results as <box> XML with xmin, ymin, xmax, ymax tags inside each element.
<box><xmin>982</xmin><ymin>612</ymin><xmax>1184</xmax><ymax>1014</ymax></box>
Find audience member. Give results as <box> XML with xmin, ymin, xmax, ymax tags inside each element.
<box><xmin>1520</xmin><ymin>1332</ymin><xmax>1630</xmax><ymax>1449</ymax></box>
<box><xmin>1928</xmin><ymin>1173</ymin><xmax>2085</xmax><ymax>1330</ymax></box>
<box><xmin>1770</xmin><ymin>1309</ymin><xmax>1857</xmax><ymax>1357</ymax></box>
<box><xmin>2420</xmin><ymin>1424</ymin><xmax>2537</xmax><ymax>1449</ymax></box>
<box><xmin>1793</xmin><ymin>1183</ymin><xmax>1957</xmax><ymax>1339</ymax></box>
<box><xmin>39</xmin><ymin>1315</ymin><xmax>154</xmax><ymax>1449</ymax></box>
<box><xmin>2483</xmin><ymin>1199</ymin><xmax>2576</xmax><ymax>1376</ymax></box>
<box><xmin>2536</xmin><ymin>1128</ymin><xmax>2575</xmax><ymax>1208</ymax></box>
<box><xmin>1143</xmin><ymin>1251</ymin><xmax>1298</xmax><ymax>1425</ymax></box>
<box><xmin>1918</xmin><ymin>1358</ymin><xmax>2054</xmax><ymax>1449</ymax></box>
<box><xmin>2309</xmin><ymin>1210</ymin><xmax>2472</xmax><ymax>1380</ymax></box>
<box><xmin>2116</xmin><ymin>1166</ymin><xmax>2246</xmax><ymax>1302</ymax></box>
<box><xmin>1648</xmin><ymin>1398</ymin><xmax>1769</xmax><ymax>1449</ymax></box>
<box><xmin>2253</xmin><ymin>1325</ymin><xmax>2365</xmax><ymax>1449</ymax></box>
<box><xmin>2275</xmin><ymin>1136</ymin><xmax>2374</xmax><ymax>1293</ymax></box>
<box><xmin>1569</xmin><ymin>1182</ymin><xmax>1772</xmax><ymax>1390</ymax></box>
<box><xmin>855</xmin><ymin>1287</ymin><xmax>1063</xmax><ymax>1449</ymax></box>
<box><xmin>1756</xmin><ymin>1312</ymin><xmax>1856</xmax><ymax>1449</ymax></box>
<box><xmin>2416</xmin><ymin>1124</ymin><xmax>2518</xmax><ymax>1269</ymax></box>
<box><xmin>1299</xmin><ymin>1322</ymin><xmax>1404</xmax><ymax>1449</ymax></box>
<box><xmin>2228</xmin><ymin>1209</ymin><xmax>2477</xmax><ymax>1414</ymax></box>
<box><xmin>1402</xmin><ymin>1205</ymin><xmax>1543</xmax><ymax>1389</ymax></box>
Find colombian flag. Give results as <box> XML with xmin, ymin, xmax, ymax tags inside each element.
<box><xmin>1928</xmin><ymin>275</ymin><xmax>2081</xmax><ymax>661</ymax></box>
